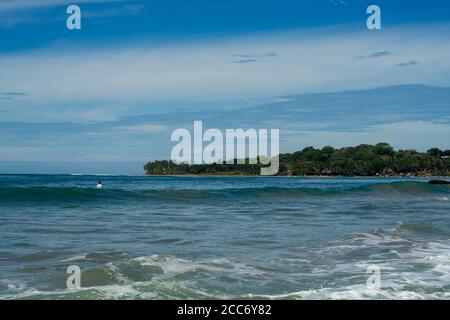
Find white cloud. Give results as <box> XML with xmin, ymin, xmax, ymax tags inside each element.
<box><xmin>0</xmin><ymin>0</ymin><xmax>128</xmax><ymax>12</ymax></box>
<box><xmin>0</xmin><ymin>147</ymin><xmax>50</xmax><ymax>160</ymax></box>
<box><xmin>283</xmin><ymin>121</ymin><xmax>450</xmax><ymax>152</ymax></box>
<box><xmin>118</xmin><ymin>124</ymin><xmax>169</xmax><ymax>133</ymax></box>
<box><xmin>3</xmin><ymin>121</ymin><xmax>448</xmax><ymax>164</ymax></box>
<box><xmin>1</xmin><ymin>23</ymin><xmax>450</xmax><ymax>110</ymax></box>
<box><xmin>0</xmin><ymin>0</ymin><xmax>139</xmax><ymax>28</ymax></box>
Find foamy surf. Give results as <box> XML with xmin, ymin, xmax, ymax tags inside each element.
<box><xmin>3</xmin><ymin>228</ymin><xmax>450</xmax><ymax>300</ymax></box>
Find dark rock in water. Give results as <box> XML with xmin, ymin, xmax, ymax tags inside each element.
<box><xmin>428</xmin><ymin>180</ymin><xmax>450</xmax><ymax>185</ymax></box>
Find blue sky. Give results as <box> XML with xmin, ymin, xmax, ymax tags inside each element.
<box><xmin>1</xmin><ymin>0</ymin><xmax>450</xmax><ymax>174</ymax></box>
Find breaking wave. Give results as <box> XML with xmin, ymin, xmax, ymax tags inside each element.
<box><xmin>0</xmin><ymin>181</ymin><xmax>448</xmax><ymax>203</ymax></box>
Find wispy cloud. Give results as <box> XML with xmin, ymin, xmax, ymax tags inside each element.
<box><xmin>230</xmin><ymin>52</ymin><xmax>278</xmax><ymax>64</ymax></box>
<box><xmin>0</xmin><ymin>0</ymin><xmax>140</xmax><ymax>28</ymax></box>
<box><xmin>2</xmin><ymin>91</ymin><xmax>27</xmax><ymax>96</ymax></box>
<box><xmin>0</xmin><ymin>0</ymin><xmax>129</xmax><ymax>12</ymax></box>
<box><xmin>397</xmin><ymin>60</ymin><xmax>419</xmax><ymax>67</ymax></box>
<box><xmin>232</xmin><ymin>53</ymin><xmax>278</xmax><ymax>58</ymax></box>
<box><xmin>1</xmin><ymin>23</ymin><xmax>450</xmax><ymax>120</ymax></box>
<box><xmin>355</xmin><ymin>51</ymin><xmax>394</xmax><ymax>59</ymax></box>
<box><xmin>0</xmin><ymin>91</ymin><xmax>27</xmax><ymax>100</ymax></box>
<box><xmin>118</xmin><ymin>124</ymin><xmax>168</xmax><ymax>133</ymax></box>
<box><xmin>231</xmin><ymin>59</ymin><xmax>260</xmax><ymax>64</ymax></box>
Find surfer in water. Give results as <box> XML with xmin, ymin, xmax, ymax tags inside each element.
<box><xmin>96</xmin><ymin>181</ymin><xmax>103</xmax><ymax>189</ymax></box>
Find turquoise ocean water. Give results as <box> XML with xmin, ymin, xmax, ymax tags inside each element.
<box><xmin>0</xmin><ymin>174</ymin><xmax>450</xmax><ymax>299</ymax></box>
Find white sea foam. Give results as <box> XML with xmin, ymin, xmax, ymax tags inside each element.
<box><xmin>61</xmin><ymin>254</ymin><xmax>88</xmax><ymax>262</ymax></box>
<box><xmin>4</xmin><ymin>231</ymin><xmax>450</xmax><ymax>300</ymax></box>
<box><xmin>0</xmin><ymin>279</ymin><xmax>27</xmax><ymax>292</ymax></box>
<box><xmin>131</xmin><ymin>255</ymin><xmax>265</xmax><ymax>277</ymax></box>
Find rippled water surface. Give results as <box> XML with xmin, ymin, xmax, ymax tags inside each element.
<box><xmin>0</xmin><ymin>175</ymin><xmax>449</xmax><ymax>299</ymax></box>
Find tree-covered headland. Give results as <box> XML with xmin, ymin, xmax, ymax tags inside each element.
<box><xmin>144</xmin><ymin>143</ymin><xmax>450</xmax><ymax>177</ymax></box>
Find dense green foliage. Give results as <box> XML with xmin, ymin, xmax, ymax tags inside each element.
<box><xmin>144</xmin><ymin>143</ymin><xmax>450</xmax><ymax>176</ymax></box>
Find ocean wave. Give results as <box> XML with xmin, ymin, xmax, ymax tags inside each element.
<box><xmin>1</xmin><ymin>254</ymin><xmax>267</xmax><ymax>300</ymax></box>
<box><xmin>5</xmin><ymin>251</ymin><xmax>450</xmax><ymax>300</ymax></box>
<box><xmin>4</xmin><ymin>225</ymin><xmax>450</xmax><ymax>300</ymax></box>
<box><xmin>2</xmin><ymin>223</ymin><xmax>450</xmax><ymax>300</ymax></box>
<box><xmin>0</xmin><ymin>181</ymin><xmax>448</xmax><ymax>203</ymax></box>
